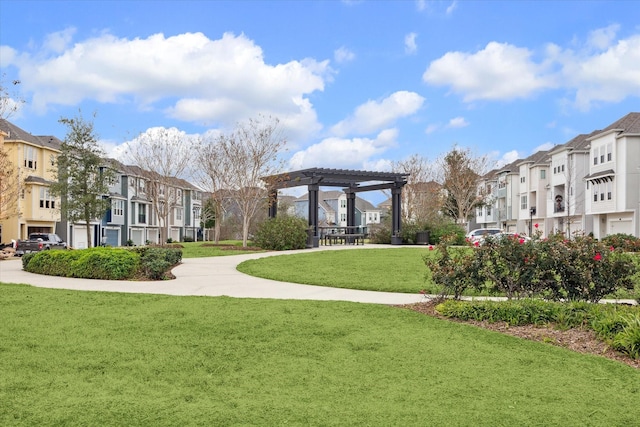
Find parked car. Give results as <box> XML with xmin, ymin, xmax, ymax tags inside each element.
<box><xmin>15</xmin><ymin>233</ymin><xmax>67</xmax><ymax>256</ymax></box>
<box><xmin>466</xmin><ymin>228</ymin><xmax>502</xmax><ymax>243</ymax></box>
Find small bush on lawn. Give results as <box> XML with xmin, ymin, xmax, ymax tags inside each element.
<box><xmin>21</xmin><ymin>252</ymin><xmax>36</xmax><ymax>269</ymax></box>
<box><xmin>24</xmin><ymin>250</ymin><xmax>80</xmax><ymax>277</ymax></box>
<box><xmin>435</xmin><ymin>299</ymin><xmax>640</xmax><ymax>359</ymax></box>
<box><xmin>428</xmin><ymin>222</ymin><xmax>466</xmax><ymax>245</ymax></box>
<box><xmin>139</xmin><ymin>248</ymin><xmax>170</xmax><ymax>280</ymax></box>
<box><xmin>24</xmin><ymin>248</ymin><xmax>140</xmax><ymax>280</ymax></box>
<box><xmin>70</xmin><ymin>248</ymin><xmax>139</xmax><ymax>280</ymax></box>
<box><xmin>253</xmin><ymin>216</ymin><xmax>308</xmax><ymax>251</ymax></box>
<box><xmin>138</xmin><ymin>247</ymin><xmax>183</xmax><ymax>280</ymax></box>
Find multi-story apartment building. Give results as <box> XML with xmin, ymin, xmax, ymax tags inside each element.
<box><xmin>543</xmin><ymin>133</ymin><xmax>593</xmax><ymax>237</ymax></box>
<box><xmin>0</xmin><ymin>119</ymin><xmax>62</xmax><ymax>243</ymax></box>
<box><xmin>585</xmin><ymin>113</ymin><xmax>640</xmax><ymax>238</ymax></box>
<box><xmin>476</xmin><ymin>112</ymin><xmax>640</xmax><ymax>239</ymax></box>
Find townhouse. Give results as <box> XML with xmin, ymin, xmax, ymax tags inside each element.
<box><xmin>294</xmin><ymin>190</ymin><xmax>382</xmax><ymax>228</ymax></box>
<box><xmin>476</xmin><ymin>112</ymin><xmax>640</xmax><ymax>239</ymax></box>
<box><xmin>0</xmin><ymin>119</ymin><xmax>62</xmax><ymax>242</ymax></box>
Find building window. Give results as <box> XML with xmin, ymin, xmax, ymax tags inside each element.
<box><xmin>520</xmin><ymin>177</ymin><xmax>525</xmax><ymax>183</ymax></box>
<box><xmin>486</xmin><ymin>206</ymin><xmax>492</xmax><ymax>215</ymax></box>
<box><xmin>50</xmin><ymin>154</ymin><xmax>55</xmax><ymax>166</ymax></box>
<box><xmin>176</xmin><ymin>208</ymin><xmax>183</xmax><ymax>221</ymax></box>
<box><xmin>176</xmin><ymin>189</ymin><xmax>183</xmax><ymax>205</ymax></box>
<box><xmin>561</xmin><ymin>164</ymin><xmax>565</xmax><ymax>172</ymax></box>
<box><xmin>340</xmin><ymin>200</ymin><xmax>346</xmax><ymax>208</ymax></box>
<box><xmin>112</xmin><ymin>199</ymin><xmax>124</xmax><ymax>216</ymax></box>
<box><xmin>540</xmin><ymin>170</ymin><xmax>546</xmax><ymax>179</ymax></box>
<box><xmin>24</xmin><ymin>146</ymin><xmax>37</xmax><ymax>170</ymax></box>
<box><xmin>600</xmin><ymin>147</ymin><xmax>605</xmax><ymax>164</ymax></box>
<box><xmin>521</xmin><ymin>195</ymin><xmax>527</xmax><ymax>210</ymax></box>
<box><xmin>39</xmin><ymin>187</ymin><xmax>55</xmax><ymax>209</ymax></box>
<box><xmin>593</xmin><ymin>155</ymin><xmax>597</xmax><ymax>165</ymax></box>
<box><xmin>138</xmin><ymin>204</ymin><xmax>147</xmax><ymax>224</ymax></box>
<box><xmin>606</xmin><ymin>144</ymin><xmax>612</xmax><ymax>161</ymax></box>
<box><xmin>607</xmin><ymin>182</ymin><xmax>612</xmax><ymax>200</ymax></box>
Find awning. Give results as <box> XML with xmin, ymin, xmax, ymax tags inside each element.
<box><xmin>584</xmin><ymin>169</ymin><xmax>615</xmax><ymax>184</ymax></box>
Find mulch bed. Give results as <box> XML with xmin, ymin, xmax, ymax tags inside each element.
<box><xmin>398</xmin><ymin>300</ymin><xmax>640</xmax><ymax>369</ymax></box>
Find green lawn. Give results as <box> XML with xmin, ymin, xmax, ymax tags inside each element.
<box><xmin>238</xmin><ymin>247</ymin><xmax>443</xmax><ymax>294</ymax></box>
<box><xmin>1</xmin><ymin>283</ymin><xmax>639</xmax><ymax>426</ymax></box>
<box><xmin>179</xmin><ymin>240</ymin><xmax>265</xmax><ymax>258</ymax></box>
<box><xmin>237</xmin><ymin>247</ymin><xmax>640</xmax><ymax>299</ymax></box>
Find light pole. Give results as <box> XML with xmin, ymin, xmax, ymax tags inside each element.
<box><xmin>529</xmin><ymin>207</ymin><xmax>536</xmax><ymax>236</ymax></box>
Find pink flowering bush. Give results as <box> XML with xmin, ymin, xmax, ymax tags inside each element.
<box><xmin>425</xmin><ymin>232</ymin><xmax>638</xmax><ymax>302</ymax></box>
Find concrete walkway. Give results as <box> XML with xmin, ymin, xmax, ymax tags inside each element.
<box><xmin>0</xmin><ymin>245</ymin><xmax>428</xmax><ymax>305</ymax></box>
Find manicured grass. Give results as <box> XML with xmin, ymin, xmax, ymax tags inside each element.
<box><xmin>1</xmin><ymin>283</ymin><xmax>638</xmax><ymax>426</ymax></box>
<box><xmin>238</xmin><ymin>247</ymin><xmax>640</xmax><ymax>299</ymax></box>
<box><xmin>179</xmin><ymin>240</ymin><xmax>265</xmax><ymax>258</ymax></box>
<box><xmin>238</xmin><ymin>247</ymin><xmax>440</xmax><ymax>293</ymax></box>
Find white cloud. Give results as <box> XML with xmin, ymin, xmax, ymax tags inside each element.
<box><xmin>423</xmin><ymin>41</ymin><xmax>555</xmax><ymax>102</ymax></box>
<box><xmin>424</xmin><ymin>123</ymin><xmax>439</xmax><ymax>134</ymax></box>
<box><xmin>405</xmin><ymin>33</ymin><xmax>418</xmax><ymax>55</ymax></box>
<box><xmin>491</xmin><ymin>149</ymin><xmax>521</xmax><ymax>168</ymax></box>
<box><xmin>289</xmin><ymin>128</ymin><xmax>398</xmax><ymax>170</ymax></box>
<box><xmin>447</xmin><ymin>116</ymin><xmax>469</xmax><ymax>128</ymax></box>
<box><xmin>330</xmin><ymin>91</ymin><xmax>424</xmax><ymax>136</ymax></box>
<box><xmin>558</xmin><ymin>34</ymin><xmax>640</xmax><ymax>110</ymax></box>
<box><xmin>587</xmin><ymin>24</ymin><xmax>620</xmax><ymax>50</ymax></box>
<box><xmin>10</xmin><ymin>30</ymin><xmax>330</xmax><ymax>142</ymax></box>
<box><xmin>43</xmin><ymin>28</ymin><xmax>76</xmax><ymax>53</ymax></box>
<box><xmin>446</xmin><ymin>1</ymin><xmax>458</xmax><ymax>15</ymax></box>
<box><xmin>334</xmin><ymin>46</ymin><xmax>355</xmax><ymax>63</ymax></box>
<box><xmin>423</xmin><ymin>28</ymin><xmax>640</xmax><ymax>110</ymax></box>
<box><xmin>533</xmin><ymin>142</ymin><xmax>554</xmax><ymax>152</ymax></box>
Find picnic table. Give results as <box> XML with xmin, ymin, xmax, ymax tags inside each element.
<box><xmin>319</xmin><ymin>226</ymin><xmax>367</xmax><ymax>246</ymax></box>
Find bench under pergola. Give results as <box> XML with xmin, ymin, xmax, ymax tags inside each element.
<box><xmin>262</xmin><ymin>168</ymin><xmax>409</xmax><ymax>247</ymax></box>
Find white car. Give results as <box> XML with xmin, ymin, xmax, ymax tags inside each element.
<box><xmin>466</xmin><ymin>228</ymin><xmax>502</xmax><ymax>244</ymax></box>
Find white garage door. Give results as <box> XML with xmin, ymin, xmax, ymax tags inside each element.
<box><xmin>610</xmin><ymin>220</ymin><xmax>633</xmax><ymax>235</ymax></box>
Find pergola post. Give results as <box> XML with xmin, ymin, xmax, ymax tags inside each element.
<box><xmin>308</xmin><ymin>183</ymin><xmax>320</xmax><ymax>247</ymax></box>
<box><xmin>391</xmin><ymin>184</ymin><xmax>403</xmax><ymax>245</ymax></box>
<box><xmin>346</xmin><ymin>189</ymin><xmax>356</xmax><ymax>232</ymax></box>
<box><xmin>267</xmin><ymin>188</ymin><xmax>278</xmax><ymax>219</ymax></box>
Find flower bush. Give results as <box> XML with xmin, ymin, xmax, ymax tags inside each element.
<box><xmin>425</xmin><ymin>232</ymin><xmax>638</xmax><ymax>302</ymax></box>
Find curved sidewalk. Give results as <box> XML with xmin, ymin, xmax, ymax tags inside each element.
<box><xmin>0</xmin><ymin>245</ymin><xmax>427</xmax><ymax>305</ymax></box>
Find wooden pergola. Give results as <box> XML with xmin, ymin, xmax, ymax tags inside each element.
<box><xmin>262</xmin><ymin>168</ymin><xmax>409</xmax><ymax>247</ymax></box>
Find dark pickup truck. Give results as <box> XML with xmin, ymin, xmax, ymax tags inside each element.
<box><xmin>15</xmin><ymin>233</ymin><xmax>67</xmax><ymax>256</ymax></box>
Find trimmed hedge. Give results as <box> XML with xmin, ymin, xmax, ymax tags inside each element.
<box><xmin>435</xmin><ymin>299</ymin><xmax>640</xmax><ymax>359</ymax></box>
<box><xmin>22</xmin><ymin>246</ymin><xmax>182</xmax><ymax>280</ymax></box>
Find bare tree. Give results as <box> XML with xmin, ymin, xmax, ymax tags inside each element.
<box><xmin>0</xmin><ymin>74</ymin><xmax>25</xmax><ymax>120</ymax></box>
<box><xmin>218</xmin><ymin>115</ymin><xmax>286</xmax><ymax>247</ymax></box>
<box><xmin>124</xmin><ymin>127</ymin><xmax>192</xmax><ymax>243</ymax></box>
<box><xmin>438</xmin><ymin>146</ymin><xmax>492</xmax><ymax>226</ymax></box>
<box><xmin>392</xmin><ymin>154</ymin><xmax>441</xmax><ymax>223</ymax></box>
<box><xmin>0</xmin><ymin>78</ymin><xmax>25</xmax><ymax>223</ymax></box>
<box><xmin>193</xmin><ymin>132</ymin><xmax>232</xmax><ymax>243</ymax></box>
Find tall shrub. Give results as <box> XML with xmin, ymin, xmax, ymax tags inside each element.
<box><xmin>253</xmin><ymin>216</ymin><xmax>308</xmax><ymax>251</ymax></box>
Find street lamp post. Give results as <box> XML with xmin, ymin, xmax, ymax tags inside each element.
<box><xmin>529</xmin><ymin>207</ymin><xmax>536</xmax><ymax>236</ymax></box>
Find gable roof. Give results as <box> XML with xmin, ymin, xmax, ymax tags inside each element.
<box><xmin>0</xmin><ymin>119</ymin><xmax>62</xmax><ymax>151</ymax></box>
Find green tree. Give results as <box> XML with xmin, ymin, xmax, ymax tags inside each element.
<box><xmin>50</xmin><ymin>113</ymin><xmax>115</xmax><ymax>248</ymax></box>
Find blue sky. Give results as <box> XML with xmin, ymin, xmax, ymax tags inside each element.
<box><xmin>2</xmin><ymin>0</ymin><xmax>639</xmax><ymax>177</ymax></box>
